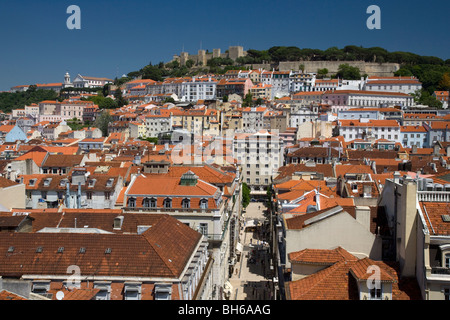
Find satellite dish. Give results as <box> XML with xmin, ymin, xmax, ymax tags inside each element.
<box><xmin>56</xmin><ymin>291</ymin><xmax>65</xmax><ymax>300</ymax></box>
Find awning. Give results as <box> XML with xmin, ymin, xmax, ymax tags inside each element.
<box><xmin>245</xmin><ymin>219</ymin><xmax>259</xmax><ymax>228</ymax></box>
<box><xmin>236</xmin><ymin>242</ymin><xmax>244</xmax><ymax>253</ymax></box>
<box><xmin>223</xmin><ymin>281</ymin><xmax>233</xmax><ymax>294</ymax></box>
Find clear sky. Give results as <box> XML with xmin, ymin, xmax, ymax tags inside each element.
<box><xmin>0</xmin><ymin>0</ymin><xmax>449</xmax><ymax>91</ymax></box>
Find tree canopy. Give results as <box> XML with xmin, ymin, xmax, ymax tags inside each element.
<box><xmin>0</xmin><ymin>87</ymin><xmax>59</xmax><ymax>113</ymax></box>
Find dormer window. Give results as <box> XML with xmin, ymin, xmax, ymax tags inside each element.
<box><xmin>182</xmin><ymin>198</ymin><xmax>190</xmax><ymax>209</ymax></box>
<box><xmin>88</xmin><ymin>179</ymin><xmax>96</xmax><ymax>188</ymax></box>
<box><xmin>163</xmin><ymin>198</ymin><xmax>172</xmax><ymax>209</ymax></box>
<box><xmin>143</xmin><ymin>198</ymin><xmax>157</xmax><ymax>208</ymax></box>
<box><xmin>43</xmin><ymin>178</ymin><xmax>52</xmax><ymax>187</ymax></box>
<box><xmin>128</xmin><ymin>197</ymin><xmax>136</xmax><ymax>208</ymax></box>
<box><xmin>369</xmin><ymin>285</ymin><xmax>383</xmax><ymax>300</ymax></box>
<box><xmin>29</xmin><ymin>179</ymin><xmax>36</xmax><ymax>186</ymax></box>
<box><xmin>106</xmin><ymin>178</ymin><xmax>114</xmax><ymax>188</ymax></box>
<box><xmin>200</xmin><ymin>199</ymin><xmax>208</xmax><ymax>209</ymax></box>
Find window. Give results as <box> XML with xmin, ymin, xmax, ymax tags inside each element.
<box><xmin>199</xmin><ymin>223</ymin><xmax>208</xmax><ymax>236</ymax></box>
<box><xmin>445</xmin><ymin>254</ymin><xmax>450</xmax><ymax>268</ymax></box>
<box><xmin>182</xmin><ymin>198</ymin><xmax>190</xmax><ymax>209</ymax></box>
<box><xmin>143</xmin><ymin>198</ymin><xmax>156</xmax><ymax>208</ymax></box>
<box><xmin>200</xmin><ymin>199</ymin><xmax>208</xmax><ymax>209</ymax></box>
<box><xmin>164</xmin><ymin>198</ymin><xmax>172</xmax><ymax>208</ymax></box>
<box><xmin>106</xmin><ymin>178</ymin><xmax>114</xmax><ymax>188</ymax></box>
<box><xmin>32</xmin><ymin>281</ymin><xmax>50</xmax><ymax>296</ymax></box>
<box><xmin>86</xmin><ymin>192</ymin><xmax>93</xmax><ymax>200</ymax></box>
<box><xmin>124</xmin><ymin>283</ymin><xmax>141</xmax><ymax>300</ymax></box>
<box><xmin>128</xmin><ymin>197</ymin><xmax>136</xmax><ymax>208</ymax></box>
<box><xmin>369</xmin><ymin>284</ymin><xmax>382</xmax><ymax>300</ymax></box>
<box><xmin>154</xmin><ymin>283</ymin><xmax>172</xmax><ymax>300</ymax></box>
<box><xmin>94</xmin><ymin>282</ymin><xmax>111</xmax><ymax>300</ymax></box>
<box><xmin>445</xmin><ymin>289</ymin><xmax>450</xmax><ymax>301</ymax></box>
<box><xmin>43</xmin><ymin>178</ymin><xmax>52</xmax><ymax>187</ymax></box>
<box><xmin>104</xmin><ymin>192</ymin><xmax>110</xmax><ymax>200</ymax></box>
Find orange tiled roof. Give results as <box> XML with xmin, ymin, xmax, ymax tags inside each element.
<box><xmin>419</xmin><ymin>202</ymin><xmax>450</xmax><ymax>236</ymax></box>
<box><xmin>0</xmin><ymin>290</ymin><xmax>27</xmax><ymax>300</ymax></box>
<box><xmin>289</xmin><ymin>247</ymin><xmax>358</xmax><ymax>265</ymax></box>
<box><xmin>0</xmin><ymin>214</ymin><xmax>201</xmax><ymax>279</ymax></box>
<box><xmin>286</xmin><ymin>250</ymin><xmax>421</xmax><ymax>300</ymax></box>
<box><xmin>338</xmin><ymin>119</ymin><xmax>400</xmax><ymax>127</ymax></box>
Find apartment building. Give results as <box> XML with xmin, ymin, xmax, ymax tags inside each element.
<box><xmin>288</xmin><ymin>72</ymin><xmax>315</xmax><ymax>93</ymax></box>
<box><xmin>181</xmin><ymin>76</ymin><xmax>217</xmax><ymax>102</ymax></box>
<box><xmin>250</xmin><ymin>83</ymin><xmax>272</xmax><ymax>100</ymax></box>
<box><xmin>400</xmin><ymin>125</ymin><xmax>428</xmax><ymax>148</ymax></box>
<box><xmin>216</xmin><ymin>78</ymin><xmax>253</xmax><ymax>99</ymax></box>
<box><xmin>122</xmin><ymin>167</ymin><xmax>241</xmax><ymax>300</ymax></box>
<box><xmin>378</xmin><ymin>174</ymin><xmax>450</xmax><ymax>300</ymax></box>
<box><xmin>234</xmin><ymin>130</ymin><xmax>284</xmax><ymax>194</ymax></box>
<box><xmin>322</xmin><ymin>90</ymin><xmax>414</xmax><ymax>113</ymax></box>
<box><xmin>364</xmin><ymin>76</ymin><xmax>422</xmax><ymax>95</ymax></box>
<box><xmin>313</xmin><ymin>79</ymin><xmax>340</xmax><ymax>92</ymax></box>
<box><xmin>0</xmin><ymin>211</ymin><xmax>212</xmax><ymax>300</ymax></box>
<box><xmin>145</xmin><ymin>114</ymin><xmax>172</xmax><ymax>138</ymax></box>
<box><xmin>338</xmin><ymin>119</ymin><xmax>401</xmax><ymax>142</ymax></box>
<box><xmin>433</xmin><ymin>91</ymin><xmax>449</xmax><ymax>108</ymax></box>
<box><xmin>290</xmin><ymin>104</ymin><xmax>319</xmax><ymax>127</ymax></box>
<box><xmin>242</xmin><ymin>106</ymin><xmax>268</xmax><ymax>132</ymax></box>
<box><xmin>423</xmin><ymin>121</ymin><xmax>450</xmax><ymax>147</ymax></box>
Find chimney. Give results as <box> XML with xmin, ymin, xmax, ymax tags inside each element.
<box><xmin>433</xmin><ymin>143</ymin><xmax>440</xmax><ymax>156</ymax></box>
<box><xmin>355</xmin><ymin>206</ymin><xmax>371</xmax><ymax>232</ymax></box>
<box><xmin>393</xmin><ymin>171</ymin><xmax>401</xmax><ymax>184</ymax></box>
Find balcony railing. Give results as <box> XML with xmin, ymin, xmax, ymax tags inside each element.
<box><xmin>417</xmin><ymin>191</ymin><xmax>450</xmax><ymax>202</ymax></box>
<box><xmin>431</xmin><ymin>267</ymin><xmax>450</xmax><ymax>275</ymax></box>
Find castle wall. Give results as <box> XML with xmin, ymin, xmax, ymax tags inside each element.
<box><xmin>278</xmin><ymin>61</ymin><xmax>400</xmax><ymax>77</ymax></box>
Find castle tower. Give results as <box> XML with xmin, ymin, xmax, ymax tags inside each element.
<box><xmin>197</xmin><ymin>50</ymin><xmax>206</xmax><ymax>66</ymax></box>
<box><xmin>229</xmin><ymin>46</ymin><xmax>244</xmax><ymax>61</ymax></box>
<box><xmin>213</xmin><ymin>48</ymin><xmax>221</xmax><ymax>58</ymax></box>
<box><xmin>180</xmin><ymin>52</ymin><xmax>189</xmax><ymax>66</ymax></box>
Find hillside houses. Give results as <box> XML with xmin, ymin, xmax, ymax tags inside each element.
<box><xmin>1</xmin><ymin>64</ymin><xmax>450</xmax><ymax>302</ymax></box>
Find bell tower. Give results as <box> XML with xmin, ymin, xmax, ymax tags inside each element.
<box><xmin>64</xmin><ymin>71</ymin><xmax>72</xmax><ymax>88</ymax></box>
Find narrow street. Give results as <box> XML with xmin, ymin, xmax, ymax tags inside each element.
<box><xmin>228</xmin><ymin>202</ymin><xmax>274</xmax><ymax>300</ymax></box>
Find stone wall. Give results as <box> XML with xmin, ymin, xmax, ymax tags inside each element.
<box><xmin>278</xmin><ymin>61</ymin><xmax>400</xmax><ymax>77</ymax></box>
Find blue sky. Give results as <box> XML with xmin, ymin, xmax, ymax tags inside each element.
<box><xmin>0</xmin><ymin>0</ymin><xmax>449</xmax><ymax>91</ymax></box>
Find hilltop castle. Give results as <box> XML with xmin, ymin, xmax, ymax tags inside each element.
<box><xmin>172</xmin><ymin>46</ymin><xmax>246</xmax><ymax>66</ymax></box>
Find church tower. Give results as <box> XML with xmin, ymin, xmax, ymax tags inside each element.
<box><xmin>64</xmin><ymin>71</ymin><xmax>72</xmax><ymax>88</ymax></box>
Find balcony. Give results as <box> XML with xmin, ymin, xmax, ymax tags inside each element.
<box><xmin>431</xmin><ymin>267</ymin><xmax>450</xmax><ymax>275</ymax></box>
<box><xmin>417</xmin><ymin>191</ymin><xmax>450</xmax><ymax>202</ymax></box>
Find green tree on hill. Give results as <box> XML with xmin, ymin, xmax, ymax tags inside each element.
<box><xmin>336</xmin><ymin>63</ymin><xmax>361</xmax><ymax>80</ymax></box>
<box><xmin>242</xmin><ymin>183</ymin><xmax>251</xmax><ymax>209</ymax></box>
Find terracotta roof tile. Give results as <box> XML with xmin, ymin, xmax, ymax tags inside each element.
<box><xmin>286</xmin><ymin>248</ymin><xmax>422</xmax><ymax>300</ymax></box>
